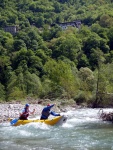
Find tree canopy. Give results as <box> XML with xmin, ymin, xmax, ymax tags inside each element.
<box><xmin>0</xmin><ymin>0</ymin><xmax>113</xmax><ymax>107</ymax></box>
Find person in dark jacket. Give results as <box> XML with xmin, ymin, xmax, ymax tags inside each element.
<box><xmin>19</xmin><ymin>104</ymin><xmax>35</xmax><ymax>120</ymax></box>
<box><xmin>40</xmin><ymin>104</ymin><xmax>60</xmax><ymax>120</ymax></box>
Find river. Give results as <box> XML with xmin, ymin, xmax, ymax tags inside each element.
<box><xmin>0</xmin><ymin>108</ymin><xmax>113</xmax><ymax>150</ymax></box>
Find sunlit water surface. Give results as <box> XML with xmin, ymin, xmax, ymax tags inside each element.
<box><xmin>0</xmin><ymin>108</ymin><xmax>113</xmax><ymax>150</ymax></box>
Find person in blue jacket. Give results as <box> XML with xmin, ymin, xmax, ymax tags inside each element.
<box><xmin>40</xmin><ymin>104</ymin><xmax>60</xmax><ymax>120</ymax></box>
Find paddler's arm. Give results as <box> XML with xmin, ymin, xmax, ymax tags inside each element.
<box><xmin>48</xmin><ymin>104</ymin><xmax>54</xmax><ymax>109</ymax></box>
<box><xmin>50</xmin><ymin>111</ymin><xmax>60</xmax><ymax>116</ymax></box>
<box><xmin>30</xmin><ymin>109</ymin><xmax>35</xmax><ymax>115</ymax></box>
<box><xmin>44</xmin><ymin>104</ymin><xmax>55</xmax><ymax>111</ymax></box>
<box><xmin>19</xmin><ymin>109</ymin><xmax>24</xmax><ymax>117</ymax></box>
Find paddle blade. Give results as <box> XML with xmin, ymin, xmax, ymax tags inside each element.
<box><xmin>10</xmin><ymin>118</ymin><xmax>18</xmax><ymax>125</ymax></box>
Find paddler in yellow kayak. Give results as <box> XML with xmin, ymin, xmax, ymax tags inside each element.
<box><xmin>19</xmin><ymin>104</ymin><xmax>35</xmax><ymax>120</ymax></box>
<box><xmin>40</xmin><ymin>104</ymin><xmax>60</xmax><ymax>120</ymax></box>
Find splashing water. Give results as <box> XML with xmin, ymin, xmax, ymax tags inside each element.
<box><xmin>0</xmin><ymin>108</ymin><xmax>113</xmax><ymax>150</ymax></box>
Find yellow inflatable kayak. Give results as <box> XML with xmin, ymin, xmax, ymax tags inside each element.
<box><xmin>9</xmin><ymin>115</ymin><xmax>67</xmax><ymax>126</ymax></box>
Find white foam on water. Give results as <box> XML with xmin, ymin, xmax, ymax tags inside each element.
<box><xmin>24</xmin><ymin>122</ymin><xmax>50</xmax><ymax>130</ymax></box>
<box><xmin>19</xmin><ymin>130</ymin><xmax>33</xmax><ymax>136</ymax></box>
<box><xmin>61</xmin><ymin>122</ymin><xmax>73</xmax><ymax>128</ymax></box>
<box><xmin>0</xmin><ymin>122</ymin><xmax>11</xmax><ymax>127</ymax></box>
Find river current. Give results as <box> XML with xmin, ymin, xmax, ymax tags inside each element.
<box><xmin>0</xmin><ymin>108</ymin><xmax>113</xmax><ymax>150</ymax></box>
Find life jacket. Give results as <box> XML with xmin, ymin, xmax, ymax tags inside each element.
<box><xmin>20</xmin><ymin>108</ymin><xmax>29</xmax><ymax>120</ymax></box>
<box><xmin>41</xmin><ymin>109</ymin><xmax>50</xmax><ymax>119</ymax></box>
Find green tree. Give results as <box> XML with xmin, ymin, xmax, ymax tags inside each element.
<box><xmin>51</xmin><ymin>33</ymin><xmax>81</xmax><ymax>64</ymax></box>
<box><xmin>77</xmin><ymin>53</ymin><xmax>89</xmax><ymax>68</ymax></box>
<box><xmin>36</xmin><ymin>16</ymin><xmax>44</xmax><ymax>27</ymax></box>
<box><xmin>0</xmin><ymin>83</ymin><xmax>5</xmax><ymax>101</ymax></box>
<box><xmin>91</xmin><ymin>23</ymin><xmax>108</xmax><ymax>39</ymax></box>
<box><xmin>99</xmin><ymin>14</ymin><xmax>113</xmax><ymax>28</ymax></box>
<box><xmin>0</xmin><ymin>56</ymin><xmax>11</xmax><ymax>84</ymax></box>
<box><xmin>108</xmin><ymin>27</ymin><xmax>113</xmax><ymax>50</ymax></box>
<box><xmin>43</xmin><ymin>59</ymin><xmax>79</xmax><ymax>98</ymax></box>
<box><xmin>15</xmin><ymin>31</ymin><xmax>31</xmax><ymax>48</ymax></box>
<box><xmin>83</xmin><ymin>32</ymin><xmax>110</xmax><ymax>68</ymax></box>
<box><xmin>24</xmin><ymin>70</ymin><xmax>42</xmax><ymax>96</ymax></box>
<box><xmin>75</xmin><ymin>67</ymin><xmax>96</xmax><ymax>104</ymax></box>
<box><xmin>13</xmin><ymin>39</ymin><xmax>26</xmax><ymax>51</ymax></box>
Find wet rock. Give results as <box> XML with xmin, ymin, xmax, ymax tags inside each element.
<box><xmin>99</xmin><ymin>109</ymin><xmax>113</xmax><ymax>122</ymax></box>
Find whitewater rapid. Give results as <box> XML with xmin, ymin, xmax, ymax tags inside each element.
<box><xmin>0</xmin><ymin>108</ymin><xmax>113</xmax><ymax>150</ymax></box>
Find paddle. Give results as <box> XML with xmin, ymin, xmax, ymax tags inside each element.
<box><xmin>10</xmin><ymin>118</ymin><xmax>19</xmax><ymax>125</ymax></box>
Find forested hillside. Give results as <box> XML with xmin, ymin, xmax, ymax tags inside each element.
<box><xmin>0</xmin><ymin>0</ymin><xmax>113</xmax><ymax>107</ymax></box>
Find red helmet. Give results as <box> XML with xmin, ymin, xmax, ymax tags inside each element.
<box><xmin>47</xmin><ymin>104</ymin><xmax>50</xmax><ymax>106</ymax></box>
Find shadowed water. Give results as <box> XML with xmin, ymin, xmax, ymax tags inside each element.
<box><xmin>0</xmin><ymin>108</ymin><xmax>113</xmax><ymax>150</ymax></box>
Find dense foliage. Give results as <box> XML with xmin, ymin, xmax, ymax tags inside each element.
<box><xmin>0</xmin><ymin>0</ymin><xmax>113</xmax><ymax>107</ymax></box>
